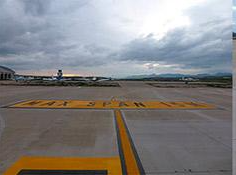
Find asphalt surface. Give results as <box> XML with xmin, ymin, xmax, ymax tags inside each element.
<box><xmin>0</xmin><ymin>81</ymin><xmax>232</xmax><ymax>175</ymax></box>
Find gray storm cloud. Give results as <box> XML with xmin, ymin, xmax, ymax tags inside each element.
<box><xmin>0</xmin><ymin>0</ymin><xmax>110</xmax><ymax>71</ymax></box>
<box><xmin>118</xmin><ymin>19</ymin><xmax>232</xmax><ymax>71</ymax></box>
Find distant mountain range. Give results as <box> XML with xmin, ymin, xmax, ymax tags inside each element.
<box><xmin>124</xmin><ymin>72</ymin><xmax>232</xmax><ymax>79</ymax></box>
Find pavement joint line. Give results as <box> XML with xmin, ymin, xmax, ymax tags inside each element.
<box><xmin>185</xmin><ymin>122</ymin><xmax>232</xmax><ymax>150</ymax></box>
<box><xmin>114</xmin><ymin>109</ymin><xmax>145</xmax><ymax>175</ymax></box>
<box><xmin>143</xmin><ymin>170</ymin><xmax>232</xmax><ymax>175</ymax></box>
<box><xmin>188</xmin><ymin>110</ymin><xmax>221</xmax><ymax>121</ymax></box>
<box><xmin>2</xmin><ymin>107</ymin><xmax>219</xmax><ymax>111</ymax></box>
<box><xmin>17</xmin><ymin>170</ymin><xmax>108</xmax><ymax>175</ymax></box>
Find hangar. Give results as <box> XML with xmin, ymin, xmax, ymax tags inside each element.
<box><xmin>0</xmin><ymin>66</ymin><xmax>15</xmax><ymax>80</ymax></box>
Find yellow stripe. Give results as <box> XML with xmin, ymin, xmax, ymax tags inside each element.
<box><xmin>3</xmin><ymin>157</ymin><xmax>122</xmax><ymax>175</ymax></box>
<box><xmin>10</xmin><ymin>100</ymin><xmax>214</xmax><ymax>109</ymax></box>
<box><xmin>115</xmin><ymin>110</ymin><xmax>141</xmax><ymax>175</ymax></box>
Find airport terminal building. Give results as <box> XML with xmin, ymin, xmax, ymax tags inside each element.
<box><xmin>0</xmin><ymin>66</ymin><xmax>15</xmax><ymax>80</ymax></box>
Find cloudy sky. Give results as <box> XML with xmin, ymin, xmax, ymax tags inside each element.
<box><xmin>233</xmin><ymin>0</ymin><xmax>236</xmax><ymax>32</ymax></box>
<box><xmin>0</xmin><ymin>0</ymin><xmax>232</xmax><ymax>77</ymax></box>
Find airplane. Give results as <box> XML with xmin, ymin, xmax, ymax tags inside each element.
<box><xmin>15</xmin><ymin>76</ymin><xmax>34</xmax><ymax>81</ymax></box>
<box><xmin>180</xmin><ymin>77</ymin><xmax>198</xmax><ymax>81</ymax></box>
<box><xmin>96</xmin><ymin>78</ymin><xmax>112</xmax><ymax>82</ymax></box>
<box><xmin>42</xmin><ymin>76</ymin><xmax>57</xmax><ymax>81</ymax></box>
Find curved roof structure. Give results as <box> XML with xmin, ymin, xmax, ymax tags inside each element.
<box><xmin>0</xmin><ymin>66</ymin><xmax>15</xmax><ymax>73</ymax></box>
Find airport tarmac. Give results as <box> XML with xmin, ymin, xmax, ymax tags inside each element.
<box><xmin>0</xmin><ymin>81</ymin><xmax>232</xmax><ymax>175</ymax></box>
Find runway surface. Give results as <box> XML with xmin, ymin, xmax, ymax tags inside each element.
<box><xmin>0</xmin><ymin>81</ymin><xmax>232</xmax><ymax>175</ymax></box>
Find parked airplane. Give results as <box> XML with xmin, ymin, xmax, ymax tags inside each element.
<box><xmin>42</xmin><ymin>76</ymin><xmax>57</xmax><ymax>81</ymax></box>
<box><xmin>15</xmin><ymin>76</ymin><xmax>34</xmax><ymax>81</ymax></box>
<box><xmin>180</xmin><ymin>77</ymin><xmax>198</xmax><ymax>81</ymax></box>
<box><xmin>97</xmin><ymin>78</ymin><xmax>112</xmax><ymax>82</ymax></box>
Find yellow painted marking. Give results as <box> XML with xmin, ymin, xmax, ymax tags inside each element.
<box><xmin>3</xmin><ymin>157</ymin><xmax>122</xmax><ymax>175</ymax></box>
<box><xmin>9</xmin><ymin>100</ymin><xmax>214</xmax><ymax>109</ymax></box>
<box><xmin>115</xmin><ymin>110</ymin><xmax>141</xmax><ymax>175</ymax></box>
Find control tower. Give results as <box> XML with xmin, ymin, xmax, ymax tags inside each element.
<box><xmin>57</xmin><ymin>69</ymin><xmax>63</xmax><ymax>80</ymax></box>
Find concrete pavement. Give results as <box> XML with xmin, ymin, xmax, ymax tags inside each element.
<box><xmin>0</xmin><ymin>81</ymin><xmax>232</xmax><ymax>174</ymax></box>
